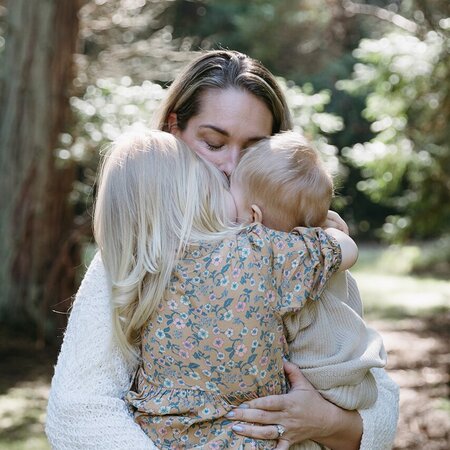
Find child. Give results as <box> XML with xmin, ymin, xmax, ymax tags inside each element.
<box><xmin>93</xmin><ymin>130</ymin><xmax>384</xmax><ymax>450</ymax></box>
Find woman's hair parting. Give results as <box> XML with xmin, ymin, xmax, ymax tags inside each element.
<box><xmin>93</xmin><ymin>130</ymin><xmax>236</xmax><ymax>361</ymax></box>
<box><xmin>232</xmin><ymin>131</ymin><xmax>334</xmax><ymax>231</ymax></box>
<box><xmin>155</xmin><ymin>49</ymin><xmax>292</xmax><ymax>133</ymax></box>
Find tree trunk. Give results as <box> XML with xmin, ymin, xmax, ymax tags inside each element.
<box><xmin>0</xmin><ymin>0</ymin><xmax>83</xmax><ymax>345</ymax></box>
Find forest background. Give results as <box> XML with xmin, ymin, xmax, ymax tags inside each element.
<box><xmin>0</xmin><ymin>0</ymin><xmax>448</xmax><ymax>449</ymax></box>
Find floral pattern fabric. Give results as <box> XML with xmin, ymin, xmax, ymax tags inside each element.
<box><xmin>125</xmin><ymin>223</ymin><xmax>341</xmax><ymax>449</ymax></box>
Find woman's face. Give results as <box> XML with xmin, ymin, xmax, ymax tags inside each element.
<box><xmin>169</xmin><ymin>88</ymin><xmax>273</xmax><ymax>177</ymax></box>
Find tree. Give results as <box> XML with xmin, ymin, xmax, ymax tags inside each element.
<box><xmin>0</xmin><ymin>0</ymin><xmax>83</xmax><ymax>344</ymax></box>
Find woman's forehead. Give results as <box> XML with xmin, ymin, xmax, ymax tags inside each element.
<box><xmin>195</xmin><ymin>88</ymin><xmax>273</xmax><ymax>137</ymax></box>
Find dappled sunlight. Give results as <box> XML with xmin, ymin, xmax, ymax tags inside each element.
<box><xmin>370</xmin><ymin>317</ymin><xmax>450</xmax><ymax>449</ymax></box>
<box><xmin>355</xmin><ymin>272</ymin><xmax>450</xmax><ymax>314</ymax></box>
<box><xmin>0</xmin><ymin>381</ymin><xmax>50</xmax><ymax>450</ymax></box>
<box><xmin>352</xmin><ymin>244</ymin><xmax>450</xmax><ymax>318</ymax></box>
<box><xmin>358</xmin><ymin>244</ymin><xmax>450</xmax><ymax>448</ymax></box>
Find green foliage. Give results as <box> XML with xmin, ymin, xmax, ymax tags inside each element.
<box><xmin>77</xmin><ymin>0</ymin><xmax>192</xmax><ymax>85</ymax></box>
<box><xmin>338</xmin><ymin>30</ymin><xmax>450</xmax><ymax>241</ymax></box>
<box><xmin>279</xmin><ymin>79</ymin><xmax>344</xmax><ymax>179</ymax></box>
<box><xmin>57</xmin><ymin>77</ymin><xmax>166</xmax><ymax>208</ymax></box>
<box><xmin>62</xmin><ymin>0</ymin><xmax>450</xmax><ymax>247</ymax></box>
<box><xmin>169</xmin><ymin>0</ymin><xmax>349</xmax><ymax>82</ymax></box>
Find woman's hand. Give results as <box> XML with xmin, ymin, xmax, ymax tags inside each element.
<box><xmin>323</xmin><ymin>211</ymin><xmax>349</xmax><ymax>235</ymax></box>
<box><xmin>226</xmin><ymin>361</ymin><xmax>362</xmax><ymax>450</ymax></box>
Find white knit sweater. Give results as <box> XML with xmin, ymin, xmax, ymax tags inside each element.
<box><xmin>46</xmin><ymin>253</ymin><xmax>399</xmax><ymax>449</ymax></box>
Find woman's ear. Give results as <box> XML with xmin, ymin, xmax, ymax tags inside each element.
<box><xmin>251</xmin><ymin>204</ymin><xmax>263</xmax><ymax>223</ymax></box>
<box><xmin>168</xmin><ymin>113</ymin><xmax>180</xmax><ymax>136</ymax></box>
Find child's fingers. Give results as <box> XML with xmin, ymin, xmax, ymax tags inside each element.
<box><xmin>325</xmin><ymin>210</ymin><xmax>349</xmax><ymax>235</ymax></box>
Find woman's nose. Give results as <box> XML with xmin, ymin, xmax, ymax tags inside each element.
<box><xmin>222</xmin><ymin>147</ymin><xmax>241</xmax><ymax>177</ymax></box>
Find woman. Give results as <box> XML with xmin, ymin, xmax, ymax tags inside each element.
<box><xmin>46</xmin><ymin>50</ymin><xmax>399</xmax><ymax>449</ymax></box>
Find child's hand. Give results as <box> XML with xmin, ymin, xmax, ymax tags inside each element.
<box><xmin>323</xmin><ymin>211</ymin><xmax>349</xmax><ymax>235</ymax></box>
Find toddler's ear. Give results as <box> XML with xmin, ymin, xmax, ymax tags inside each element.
<box><xmin>251</xmin><ymin>204</ymin><xmax>263</xmax><ymax>223</ymax></box>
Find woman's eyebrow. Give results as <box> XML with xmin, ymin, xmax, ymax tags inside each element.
<box><xmin>199</xmin><ymin>125</ymin><xmax>268</xmax><ymax>142</ymax></box>
<box><xmin>199</xmin><ymin>125</ymin><xmax>229</xmax><ymax>136</ymax></box>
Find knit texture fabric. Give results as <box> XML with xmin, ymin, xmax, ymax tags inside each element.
<box><xmin>284</xmin><ymin>271</ymin><xmax>387</xmax><ymax>410</ymax></box>
<box><xmin>286</xmin><ymin>271</ymin><xmax>396</xmax><ymax>450</ymax></box>
<box><xmin>46</xmin><ymin>253</ymin><xmax>154</xmax><ymax>449</ymax></box>
<box><xmin>46</xmin><ymin>253</ymin><xmax>399</xmax><ymax>449</ymax></box>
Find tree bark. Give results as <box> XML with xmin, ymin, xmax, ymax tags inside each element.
<box><xmin>0</xmin><ymin>0</ymin><xmax>82</xmax><ymax>345</ymax></box>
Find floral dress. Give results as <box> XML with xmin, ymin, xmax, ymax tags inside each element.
<box><xmin>125</xmin><ymin>224</ymin><xmax>341</xmax><ymax>449</ymax></box>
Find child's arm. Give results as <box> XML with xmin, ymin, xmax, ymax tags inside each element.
<box><xmin>46</xmin><ymin>253</ymin><xmax>156</xmax><ymax>449</ymax></box>
<box><xmin>324</xmin><ymin>227</ymin><xmax>358</xmax><ymax>271</ymax></box>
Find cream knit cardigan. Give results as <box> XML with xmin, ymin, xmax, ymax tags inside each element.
<box><xmin>46</xmin><ymin>253</ymin><xmax>399</xmax><ymax>449</ymax></box>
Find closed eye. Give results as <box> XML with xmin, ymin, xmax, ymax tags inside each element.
<box><xmin>206</xmin><ymin>142</ymin><xmax>224</xmax><ymax>151</ymax></box>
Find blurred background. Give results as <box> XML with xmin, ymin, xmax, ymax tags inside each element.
<box><xmin>0</xmin><ymin>0</ymin><xmax>448</xmax><ymax>448</ymax></box>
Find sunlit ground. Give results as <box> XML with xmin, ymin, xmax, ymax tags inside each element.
<box><xmin>0</xmin><ymin>346</ymin><xmax>54</xmax><ymax>450</ymax></box>
<box><xmin>0</xmin><ymin>384</ymin><xmax>50</xmax><ymax>450</ymax></box>
<box><xmin>0</xmin><ymin>244</ymin><xmax>448</xmax><ymax>449</ymax></box>
<box><xmin>352</xmin><ymin>244</ymin><xmax>450</xmax><ymax>319</ymax></box>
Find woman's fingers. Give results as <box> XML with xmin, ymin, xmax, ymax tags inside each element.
<box><xmin>239</xmin><ymin>394</ymin><xmax>287</xmax><ymax>412</ymax></box>
<box><xmin>226</xmin><ymin>362</ymin><xmax>314</xmax><ymax>425</ymax></box>
<box><xmin>226</xmin><ymin>364</ymin><xmax>339</xmax><ymax>445</ymax></box>
<box><xmin>231</xmin><ymin>423</ymin><xmax>287</xmax><ymax>442</ymax></box>
<box><xmin>283</xmin><ymin>360</ymin><xmax>315</xmax><ymax>391</ymax></box>
<box><xmin>226</xmin><ymin>405</ymin><xmax>282</xmax><ymax>424</ymax></box>
<box><xmin>275</xmin><ymin>439</ymin><xmax>291</xmax><ymax>450</ymax></box>
<box><xmin>227</xmin><ymin>363</ymin><xmax>335</xmax><ymax>444</ymax></box>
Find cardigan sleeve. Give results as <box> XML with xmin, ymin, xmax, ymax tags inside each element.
<box><xmin>45</xmin><ymin>252</ymin><xmax>157</xmax><ymax>450</ymax></box>
<box><xmin>285</xmin><ymin>271</ymin><xmax>399</xmax><ymax>450</ymax></box>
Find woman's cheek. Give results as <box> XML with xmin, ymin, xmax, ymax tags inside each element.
<box><xmin>198</xmin><ymin>147</ymin><xmax>222</xmax><ymax>166</ymax></box>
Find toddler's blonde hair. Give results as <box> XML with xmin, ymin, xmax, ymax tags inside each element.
<box><xmin>94</xmin><ymin>131</ymin><xmax>237</xmax><ymax>362</ymax></box>
<box><xmin>232</xmin><ymin>131</ymin><xmax>333</xmax><ymax>231</ymax></box>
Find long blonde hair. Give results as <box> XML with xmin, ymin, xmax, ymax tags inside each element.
<box><xmin>94</xmin><ymin>131</ymin><xmax>236</xmax><ymax>361</ymax></box>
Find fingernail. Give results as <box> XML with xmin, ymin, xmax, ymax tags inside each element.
<box><xmin>232</xmin><ymin>425</ymin><xmax>244</xmax><ymax>432</ymax></box>
<box><xmin>237</xmin><ymin>403</ymin><xmax>249</xmax><ymax>409</ymax></box>
<box><xmin>225</xmin><ymin>411</ymin><xmax>235</xmax><ymax>418</ymax></box>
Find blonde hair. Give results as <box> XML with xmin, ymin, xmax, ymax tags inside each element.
<box><xmin>232</xmin><ymin>131</ymin><xmax>333</xmax><ymax>231</ymax></box>
<box><xmin>94</xmin><ymin>131</ymin><xmax>237</xmax><ymax>362</ymax></box>
<box><xmin>154</xmin><ymin>50</ymin><xmax>292</xmax><ymax>133</ymax></box>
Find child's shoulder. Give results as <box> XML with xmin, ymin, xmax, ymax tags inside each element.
<box><xmin>244</xmin><ymin>224</ymin><xmax>334</xmax><ymax>255</ymax></box>
<box><xmin>242</xmin><ymin>223</ymin><xmax>308</xmax><ymax>249</ymax></box>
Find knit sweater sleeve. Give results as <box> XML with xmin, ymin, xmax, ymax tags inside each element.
<box><xmin>45</xmin><ymin>252</ymin><xmax>156</xmax><ymax>450</ymax></box>
<box><xmin>285</xmin><ymin>271</ymin><xmax>399</xmax><ymax>450</ymax></box>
